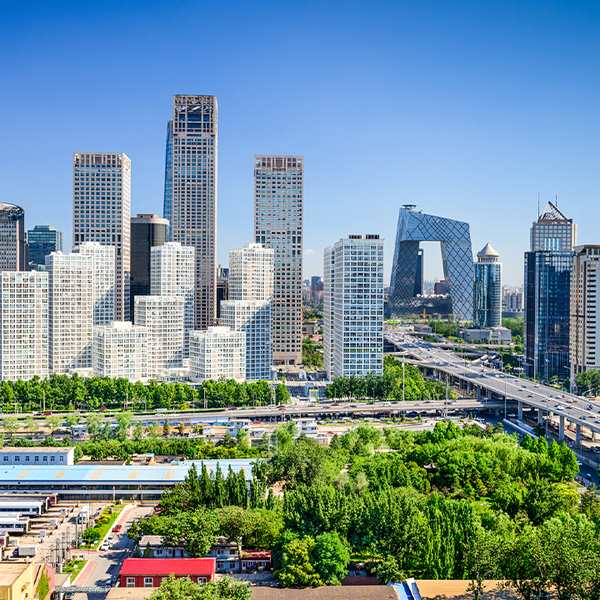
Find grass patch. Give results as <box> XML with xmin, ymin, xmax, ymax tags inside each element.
<box><xmin>81</xmin><ymin>504</ymin><xmax>124</xmax><ymax>548</ymax></box>
<box><xmin>63</xmin><ymin>558</ymin><xmax>88</xmax><ymax>582</ymax></box>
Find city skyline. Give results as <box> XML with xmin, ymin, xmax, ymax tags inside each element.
<box><xmin>3</xmin><ymin>2</ymin><xmax>600</xmax><ymax>286</ymax></box>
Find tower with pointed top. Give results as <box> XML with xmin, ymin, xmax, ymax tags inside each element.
<box><xmin>473</xmin><ymin>243</ymin><xmax>502</xmax><ymax>328</ymax></box>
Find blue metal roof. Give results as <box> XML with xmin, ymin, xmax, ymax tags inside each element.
<box><xmin>388</xmin><ymin>583</ymin><xmax>414</xmax><ymax>600</ymax></box>
<box><xmin>0</xmin><ymin>459</ymin><xmax>255</xmax><ymax>485</ymax></box>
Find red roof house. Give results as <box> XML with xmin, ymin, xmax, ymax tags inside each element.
<box><xmin>119</xmin><ymin>558</ymin><xmax>216</xmax><ymax>588</ymax></box>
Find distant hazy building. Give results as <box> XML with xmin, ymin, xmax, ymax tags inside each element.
<box><xmin>434</xmin><ymin>280</ymin><xmax>447</xmax><ymax>295</ymax></box>
<box><xmin>570</xmin><ymin>245</ymin><xmax>600</xmax><ymax>379</ymax></box>
<box><xmin>473</xmin><ymin>243</ymin><xmax>502</xmax><ymax>328</ymax></box>
<box><xmin>73</xmin><ymin>242</ymin><xmax>115</xmax><ymax>325</ymax></box>
<box><xmin>151</xmin><ymin>243</ymin><xmax>195</xmax><ymax>357</ymax></box>
<box><xmin>134</xmin><ymin>295</ymin><xmax>184</xmax><ymax>378</ymax></box>
<box><xmin>27</xmin><ymin>225</ymin><xmax>62</xmax><ymax>269</ymax></box>
<box><xmin>93</xmin><ymin>321</ymin><xmax>148</xmax><ymax>380</ymax></box>
<box><xmin>324</xmin><ymin>235</ymin><xmax>384</xmax><ymax>379</ymax></box>
<box><xmin>189</xmin><ymin>326</ymin><xmax>246</xmax><ymax>382</ymax></box>
<box><xmin>130</xmin><ymin>214</ymin><xmax>168</xmax><ymax>320</ymax></box>
<box><xmin>46</xmin><ymin>252</ymin><xmax>94</xmax><ymax>374</ymax></box>
<box><xmin>503</xmin><ymin>290</ymin><xmax>524</xmax><ymax>318</ymax></box>
<box><xmin>0</xmin><ymin>203</ymin><xmax>28</xmax><ymax>271</ymax></box>
<box><xmin>254</xmin><ymin>155</ymin><xmax>303</xmax><ymax>365</ymax></box>
<box><xmin>0</xmin><ymin>271</ymin><xmax>49</xmax><ymax>380</ymax></box>
<box><xmin>73</xmin><ymin>152</ymin><xmax>131</xmax><ymax>321</ymax></box>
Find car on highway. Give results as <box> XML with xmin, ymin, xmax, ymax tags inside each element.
<box><xmin>519</xmin><ymin>388</ymin><xmax>524</xmax><ymax>391</ymax></box>
<box><xmin>527</xmin><ymin>394</ymin><xmax>533</xmax><ymax>398</ymax></box>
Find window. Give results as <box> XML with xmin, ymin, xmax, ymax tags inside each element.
<box><xmin>126</xmin><ymin>578</ymin><xmax>135</xmax><ymax>588</ymax></box>
<box><xmin>144</xmin><ymin>577</ymin><xmax>154</xmax><ymax>587</ymax></box>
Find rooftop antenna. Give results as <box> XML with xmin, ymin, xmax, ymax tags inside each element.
<box><xmin>555</xmin><ymin>191</ymin><xmax>558</xmax><ymax>207</ymax></box>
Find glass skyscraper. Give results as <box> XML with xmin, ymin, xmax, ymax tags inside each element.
<box><xmin>27</xmin><ymin>224</ymin><xmax>63</xmax><ymax>269</ymax></box>
<box><xmin>163</xmin><ymin>120</ymin><xmax>173</xmax><ymax>242</ymax></box>
<box><xmin>473</xmin><ymin>243</ymin><xmax>502</xmax><ymax>328</ymax></box>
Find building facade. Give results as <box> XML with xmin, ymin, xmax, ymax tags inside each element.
<box><xmin>93</xmin><ymin>321</ymin><xmax>148</xmax><ymax>380</ymax></box>
<box><xmin>163</xmin><ymin>120</ymin><xmax>174</xmax><ymax>241</ymax></box>
<box><xmin>169</xmin><ymin>95</ymin><xmax>218</xmax><ymax>330</ymax></box>
<box><xmin>323</xmin><ymin>235</ymin><xmax>384</xmax><ymax>379</ymax></box>
<box><xmin>254</xmin><ymin>155</ymin><xmax>303</xmax><ymax>365</ymax></box>
<box><xmin>570</xmin><ymin>245</ymin><xmax>600</xmax><ymax>379</ymax></box>
<box><xmin>72</xmin><ymin>152</ymin><xmax>131</xmax><ymax>321</ymax></box>
<box><xmin>531</xmin><ymin>201</ymin><xmax>577</xmax><ymax>251</ymax></box>
<box><xmin>189</xmin><ymin>326</ymin><xmax>246</xmax><ymax>382</ymax></box>
<box><xmin>134</xmin><ymin>296</ymin><xmax>184</xmax><ymax>378</ymax></box>
<box><xmin>46</xmin><ymin>252</ymin><xmax>95</xmax><ymax>374</ymax></box>
<box><xmin>130</xmin><ymin>214</ymin><xmax>169</xmax><ymax>320</ymax></box>
<box><xmin>0</xmin><ymin>203</ymin><xmax>28</xmax><ymax>271</ymax></box>
<box><xmin>0</xmin><ymin>271</ymin><xmax>49</xmax><ymax>381</ymax></box>
<box><xmin>151</xmin><ymin>242</ymin><xmax>195</xmax><ymax>357</ymax></box>
<box><xmin>73</xmin><ymin>242</ymin><xmax>115</xmax><ymax>325</ymax></box>
<box><xmin>27</xmin><ymin>224</ymin><xmax>63</xmax><ymax>269</ymax></box>
<box><xmin>473</xmin><ymin>243</ymin><xmax>502</xmax><ymax>328</ymax></box>
<box><xmin>228</xmin><ymin>243</ymin><xmax>274</xmax><ymax>302</ymax></box>
<box><xmin>387</xmin><ymin>206</ymin><xmax>474</xmax><ymax>320</ymax></box>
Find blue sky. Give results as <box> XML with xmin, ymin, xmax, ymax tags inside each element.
<box><xmin>1</xmin><ymin>0</ymin><xmax>600</xmax><ymax>285</ymax></box>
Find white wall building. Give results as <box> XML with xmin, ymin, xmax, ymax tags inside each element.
<box><xmin>73</xmin><ymin>152</ymin><xmax>131</xmax><ymax>321</ymax></box>
<box><xmin>73</xmin><ymin>242</ymin><xmax>115</xmax><ymax>325</ymax></box>
<box><xmin>46</xmin><ymin>252</ymin><xmax>95</xmax><ymax>374</ymax></box>
<box><xmin>93</xmin><ymin>321</ymin><xmax>148</xmax><ymax>380</ymax></box>
<box><xmin>151</xmin><ymin>242</ymin><xmax>194</xmax><ymax>357</ymax></box>
<box><xmin>134</xmin><ymin>295</ymin><xmax>184</xmax><ymax>378</ymax></box>
<box><xmin>0</xmin><ymin>271</ymin><xmax>49</xmax><ymax>381</ymax></box>
<box><xmin>0</xmin><ymin>447</ymin><xmax>75</xmax><ymax>466</ymax></box>
<box><xmin>189</xmin><ymin>326</ymin><xmax>246</xmax><ymax>382</ymax></box>
<box><xmin>221</xmin><ymin>242</ymin><xmax>274</xmax><ymax>381</ymax></box>
<box><xmin>323</xmin><ymin>235</ymin><xmax>384</xmax><ymax>379</ymax></box>
<box><xmin>570</xmin><ymin>245</ymin><xmax>600</xmax><ymax>379</ymax></box>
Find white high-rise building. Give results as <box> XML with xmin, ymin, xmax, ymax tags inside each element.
<box><xmin>0</xmin><ymin>271</ymin><xmax>49</xmax><ymax>381</ymax></box>
<box><xmin>73</xmin><ymin>152</ymin><xmax>131</xmax><ymax>321</ymax></box>
<box><xmin>323</xmin><ymin>235</ymin><xmax>384</xmax><ymax>379</ymax></box>
<box><xmin>570</xmin><ymin>245</ymin><xmax>600</xmax><ymax>379</ymax></box>
<box><xmin>46</xmin><ymin>252</ymin><xmax>95</xmax><ymax>374</ymax></box>
<box><xmin>221</xmin><ymin>242</ymin><xmax>274</xmax><ymax>380</ymax></box>
<box><xmin>254</xmin><ymin>156</ymin><xmax>303</xmax><ymax>365</ymax></box>
<box><xmin>134</xmin><ymin>296</ymin><xmax>184</xmax><ymax>378</ymax></box>
<box><xmin>151</xmin><ymin>242</ymin><xmax>195</xmax><ymax>357</ymax></box>
<box><xmin>189</xmin><ymin>326</ymin><xmax>245</xmax><ymax>382</ymax></box>
<box><xmin>169</xmin><ymin>95</ymin><xmax>218</xmax><ymax>330</ymax></box>
<box><xmin>73</xmin><ymin>242</ymin><xmax>115</xmax><ymax>325</ymax></box>
<box><xmin>93</xmin><ymin>321</ymin><xmax>148</xmax><ymax>380</ymax></box>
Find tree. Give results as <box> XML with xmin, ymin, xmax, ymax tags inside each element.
<box><xmin>217</xmin><ymin>506</ymin><xmax>254</xmax><ymax>573</ymax></box>
<box><xmin>86</xmin><ymin>413</ymin><xmax>104</xmax><ymax>441</ymax></box>
<box><xmin>133</xmin><ymin>421</ymin><xmax>144</xmax><ymax>442</ymax></box>
<box><xmin>143</xmin><ymin>542</ymin><xmax>154</xmax><ymax>558</ymax></box>
<box><xmin>65</xmin><ymin>414</ymin><xmax>80</xmax><ymax>428</ymax></box>
<box><xmin>236</xmin><ymin>429</ymin><xmax>250</xmax><ymax>452</ymax></box>
<box><xmin>311</xmin><ymin>532</ymin><xmax>349</xmax><ymax>585</ymax></box>
<box><xmin>149</xmin><ymin>574</ymin><xmax>250</xmax><ymax>600</ymax></box>
<box><xmin>161</xmin><ymin>510</ymin><xmax>218</xmax><ymax>557</ymax></box>
<box><xmin>163</xmin><ymin>418</ymin><xmax>172</xmax><ymax>437</ymax></box>
<box><xmin>24</xmin><ymin>417</ymin><xmax>39</xmax><ymax>434</ymax></box>
<box><xmin>115</xmin><ymin>411</ymin><xmax>133</xmax><ymax>441</ymax></box>
<box><xmin>275</xmin><ymin>384</ymin><xmax>291</xmax><ymax>404</ymax></box>
<box><xmin>375</xmin><ymin>555</ymin><xmax>405</xmax><ymax>585</ymax></box>
<box><xmin>274</xmin><ymin>536</ymin><xmax>324</xmax><ymax>588</ymax></box>
<box><xmin>465</xmin><ymin>526</ymin><xmax>503</xmax><ymax>600</ymax></box>
<box><xmin>178</xmin><ymin>422</ymin><xmax>185</xmax><ymax>436</ymax></box>
<box><xmin>3</xmin><ymin>417</ymin><xmax>19</xmax><ymax>437</ymax></box>
<box><xmin>127</xmin><ymin>520</ymin><xmax>142</xmax><ymax>543</ymax></box>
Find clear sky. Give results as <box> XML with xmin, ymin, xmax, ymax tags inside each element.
<box><xmin>1</xmin><ymin>0</ymin><xmax>600</xmax><ymax>286</ymax></box>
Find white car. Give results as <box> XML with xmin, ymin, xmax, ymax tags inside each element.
<box><xmin>100</xmin><ymin>543</ymin><xmax>109</xmax><ymax>551</ymax></box>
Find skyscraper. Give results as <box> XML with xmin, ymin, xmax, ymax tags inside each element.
<box><xmin>130</xmin><ymin>214</ymin><xmax>169</xmax><ymax>320</ymax></box>
<box><xmin>254</xmin><ymin>155</ymin><xmax>303</xmax><ymax>365</ymax></box>
<box><xmin>570</xmin><ymin>245</ymin><xmax>600</xmax><ymax>380</ymax></box>
<box><xmin>73</xmin><ymin>152</ymin><xmax>131</xmax><ymax>321</ymax></box>
<box><xmin>169</xmin><ymin>95</ymin><xmax>218</xmax><ymax>330</ymax></box>
<box><xmin>473</xmin><ymin>243</ymin><xmax>502</xmax><ymax>328</ymax></box>
<box><xmin>0</xmin><ymin>203</ymin><xmax>28</xmax><ymax>271</ymax></box>
<box><xmin>524</xmin><ymin>203</ymin><xmax>576</xmax><ymax>380</ymax></box>
<box><xmin>163</xmin><ymin>120</ymin><xmax>174</xmax><ymax>242</ymax></box>
<box><xmin>0</xmin><ymin>271</ymin><xmax>49</xmax><ymax>381</ymax></box>
<box><xmin>323</xmin><ymin>235</ymin><xmax>384</xmax><ymax>380</ymax></box>
<box><xmin>151</xmin><ymin>242</ymin><xmax>195</xmax><ymax>357</ymax></box>
<box><xmin>221</xmin><ymin>242</ymin><xmax>274</xmax><ymax>380</ymax></box>
<box><xmin>27</xmin><ymin>225</ymin><xmax>63</xmax><ymax>269</ymax></box>
<box><xmin>46</xmin><ymin>252</ymin><xmax>95</xmax><ymax>374</ymax></box>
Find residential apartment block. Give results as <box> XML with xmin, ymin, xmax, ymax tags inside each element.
<box><xmin>93</xmin><ymin>321</ymin><xmax>148</xmax><ymax>380</ymax></box>
<box><xmin>189</xmin><ymin>326</ymin><xmax>245</xmax><ymax>382</ymax></box>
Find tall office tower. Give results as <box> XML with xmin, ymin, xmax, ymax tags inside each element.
<box><xmin>216</xmin><ymin>265</ymin><xmax>229</xmax><ymax>321</ymax></box>
<box><xmin>72</xmin><ymin>152</ymin><xmax>131</xmax><ymax>321</ymax></box>
<box><xmin>189</xmin><ymin>326</ymin><xmax>246</xmax><ymax>382</ymax></box>
<box><xmin>134</xmin><ymin>295</ymin><xmax>184</xmax><ymax>378</ymax></box>
<box><xmin>531</xmin><ymin>201</ymin><xmax>577</xmax><ymax>251</ymax></box>
<box><xmin>570</xmin><ymin>245</ymin><xmax>600</xmax><ymax>380</ymax></box>
<box><xmin>0</xmin><ymin>271</ymin><xmax>49</xmax><ymax>381</ymax></box>
<box><xmin>323</xmin><ymin>235</ymin><xmax>384</xmax><ymax>380</ymax></box>
<box><xmin>221</xmin><ymin>242</ymin><xmax>274</xmax><ymax>380</ymax></box>
<box><xmin>163</xmin><ymin>120</ymin><xmax>174</xmax><ymax>241</ymax></box>
<box><xmin>73</xmin><ymin>242</ymin><xmax>115</xmax><ymax>325</ymax></box>
<box><xmin>169</xmin><ymin>95</ymin><xmax>218</xmax><ymax>330</ymax></box>
<box><xmin>151</xmin><ymin>242</ymin><xmax>195</xmax><ymax>357</ymax></box>
<box><xmin>46</xmin><ymin>252</ymin><xmax>95</xmax><ymax>374</ymax></box>
<box><xmin>0</xmin><ymin>203</ymin><xmax>28</xmax><ymax>271</ymax></box>
<box><xmin>254</xmin><ymin>155</ymin><xmax>303</xmax><ymax>365</ymax></box>
<box><xmin>27</xmin><ymin>225</ymin><xmax>63</xmax><ymax>269</ymax></box>
<box><xmin>130</xmin><ymin>214</ymin><xmax>169</xmax><ymax>320</ymax></box>
<box><xmin>473</xmin><ymin>243</ymin><xmax>502</xmax><ymax>328</ymax></box>
<box><xmin>93</xmin><ymin>321</ymin><xmax>148</xmax><ymax>380</ymax></box>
